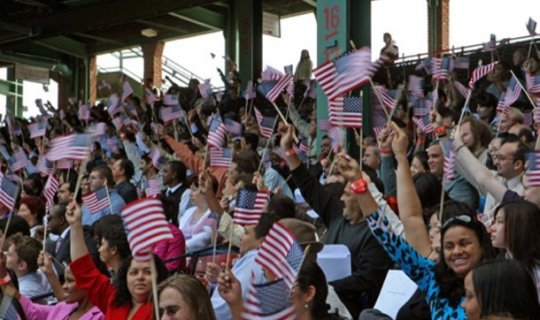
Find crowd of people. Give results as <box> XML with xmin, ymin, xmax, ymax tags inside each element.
<box><xmin>0</xmin><ymin>30</ymin><xmax>537</xmax><ymax>320</ymax></box>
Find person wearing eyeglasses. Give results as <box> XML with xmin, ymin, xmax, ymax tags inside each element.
<box><xmin>336</xmin><ymin>150</ymin><xmax>495</xmax><ymax>319</ymax></box>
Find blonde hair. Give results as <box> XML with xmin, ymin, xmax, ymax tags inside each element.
<box><xmin>158</xmin><ymin>274</ymin><xmax>216</xmax><ymax>320</ymax></box>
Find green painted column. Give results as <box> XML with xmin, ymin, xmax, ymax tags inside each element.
<box><xmin>234</xmin><ymin>0</ymin><xmax>262</xmax><ymax>84</ymax></box>
<box><xmin>315</xmin><ymin>0</ymin><xmax>348</xmax><ymax>152</ymax></box>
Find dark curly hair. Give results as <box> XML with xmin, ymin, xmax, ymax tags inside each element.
<box><xmin>434</xmin><ymin>211</ymin><xmax>495</xmax><ymax>307</ymax></box>
<box><xmin>112</xmin><ymin>255</ymin><xmax>169</xmax><ymax>307</ymax></box>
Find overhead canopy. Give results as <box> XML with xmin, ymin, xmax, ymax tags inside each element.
<box><xmin>0</xmin><ymin>0</ymin><xmax>314</xmax><ymax>66</ymax></box>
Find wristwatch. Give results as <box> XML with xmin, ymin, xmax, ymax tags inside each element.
<box><xmin>350</xmin><ymin>178</ymin><xmax>368</xmax><ymax>194</ymax></box>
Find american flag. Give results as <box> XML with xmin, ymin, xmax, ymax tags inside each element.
<box><xmin>36</xmin><ymin>156</ymin><xmax>54</xmax><ymax>175</ymax></box>
<box><xmin>209</xmin><ymin>147</ymin><xmax>233</xmax><ymax>168</ymax></box>
<box><xmin>254</xmin><ymin>108</ymin><xmax>276</xmax><ymax>139</ymax></box>
<box><xmin>203</xmin><ymin>212</ymin><xmax>219</xmax><ymax>236</ymax></box>
<box><xmin>496</xmin><ymin>92</ymin><xmax>509</xmax><ymax>114</ymax></box>
<box><xmin>111</xmin><ymin>116</ymin><xmax>124</xmax><ymax>130</ymax></box>
<box><xmin>318</xmin><ymin>119</ymin><xmax>330</xmax><ymax>131</ymax></box>
<box><xmin>124</xmin><ymin>103</ymin><xmax>138</xmax><ymax>117</ymax></box>
<box><xmin>313</xmin><ymin>47</ymin><xmax>383</xmax><ymax>100</ymax></box>
<box><xmin>255</xmin><ymin>221</ymin><xmax>304</xmax><ymax>289</ymax></box>
<box><xmin>453</xmin><ymin>56</ymin><xmax>470</xmax><ymax>69</ymax></box>
<box><xmin>484</xmin><ymin>34</ymin><xmax>497</xmax><ymax>52</ymax></box>
<box><xmin>412</xmin><ymin>116</ymin><xmax>434</xmax><ymax>133</ymax></box>
<box><xmin>122</xmin><ymin>81</ymin><xmax>134</xmax><ymax>101</ymax></box>
<box><xmin>149</xmin><ymin>147</ymin><xmax>167</xmax><ymax>171</ymax></box>
<box><xmin>527</xmin><ymin>17</ymin><xmax>537</xmax><ymax>36</ymax></box>
<box><xmin>0</xmin><ymin>176</ymin><xmax>17</xmax><ymax>211</ymax></box>
<box><xmin>441</xmin><ymin>140</ymin><xmax>456</xmax><ymax>181</ymax></box>
<box><xmin>469</xmin><ymin>62</ymin><xmax>498</xmax><ymax>88</ymax></box>
<box><xmin>10</xmin><ymin>148</ymin><xmax>29</xmax><ymax>172</ymax></box>
<box><xmin>107</xmin><ymin>137</ymin><xmax>120</xmax><ymax>154</ymax></box>
<box><xmin>160</xmin><ymin>105</ymin><xmax>183</xmax><ymax>123</ymax></box>
<box><xmin>373</xmin><ymin>85</ymin><xmax>396</xmax><ymax>111</ymax></box>
<box><xmin>262</xmin><ymin>66</ymin><xmax>284</xmax><ymax>81</ymax></box>
<box><xmin>411</xmin><ymin>97</ymin><xmax>431</xmax><ymax>117</ymax></box>
<box><xmin>432</xmin><ymin>56</ymin><xmax>451</xmax><ymax>80</ymax></box>
<box><xmin>28</xmin><ymin>120</ymin><xmax>47</xmax><ymax>138</ymax></box>
<box><xmin>233</xmin><ymin>188</ymin><xmax>270</xmax><ymax>226</ymax></box>
<box><xmin>82</xmin><ymin>186</ymin><xmax>110</xmax><ymax>214</ymax></box>
<box><xmin>43</xmin><ymin>175</ymin><xmax>59</xmax><ymax>211</ymax></box>
<box><xmin>453</xmin><ymin>81</ymin><xmax>469</xmax><ymax>98</ymax></box>
<box><xmin>107</xmin><ymin>94</ymin><xmax>121</xmax><ymax>116</ymax></box>
<box><xmin>89</xmin><ymin>122</ymin><xmax>107</xmax><ymax>136</ymax></box>
<box><xmin>78</xmin><ymin>104</ymin><xmax>90</xmax><ymax>121</ymax></box>
<box><xmin>503</xmin><ymin>76</ymin><xmax>522</xmax><ymax>107</ymax></box>
<box><xmin>408</xmin><ymin>75</ymin><xmax>424</xmax><ymax>98</ymax></box>
<box><xmin>198</xmin><ymin>80</ymin><xmax>213</xmax><ymax>99</ymax></box>
<box><xmin>145</xmin><ymin>88</ymin><xmax>157</xmax><ymax>106</ymax></box>
<box><xmin>526</xmin><ymin>73</ymin><xmax>540</xmax><ymax>94</ymax></box>
<box><xmin>46</xmin><ymin>134</ymin><xmax>91</xmax><ymax>161</ymax></box>
<box><xmin>283</xmin><ymin>64</ymin><xmax>293</xmax><ymax>75</ymax></box>
<box><xmin>224</xmin><ymin>118</ymin><xmax>243</xmax><ymax>137</ymax></box>
<box><xmin>145</xmin><ymin>178</ymin><xmax>160</xmax><ymax>198</ymax></box>
<box><xmin>242</xmin><ymin>278</ymin><xmax>295</xmax><ymax>320</ymax></box>
<box><xmin>163</xmin><ymin>94</ymin><xmax>179</xmax><ymax>106</ymax></box>
<box><xmin>207</xmin><ymin>113</ymin><xmax>227</xmax><ymax>148</ymax></box>
<box><xmin>244</xmin><ymin>80</ymin><xmax>256</xmax><ymax>100</ymax></box>
<box><xmin>328</xmin><ymin>96</ymin><xmax>362</xmax><ymax>128</ymax></box>
<box><xmin>121</xmin><ymin>198</ymin><xmax>173</xmax><ymax>261</ymax></box>
<box><xmin>258</xmin><ymin>75</ymin><xmax>293</xmax><ymax>103</ymax></box>
<box><xmin>525</xmin><ymin>151</ymin><xmax>540</xmax><ymax>187</ymax></box>
<box><xmin>534</xmin><ymin>103</ymin><xmax>540</xmax><ymax>126</ymax></box>
<box><xmin>416</xmin><ymin>56</ymin><xmax>434</xmax><ymax>74</ymax></box>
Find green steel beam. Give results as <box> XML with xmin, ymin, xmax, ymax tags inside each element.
<box><xmin>35</xmin><ymin>36</ymin><xmax>88</xmax><ymax>59</ymax></box>
<box><xmin>137</xmin><ymin>19</ymin><xmax>188</xmax><ymax>33</ymax></box>
<box><xmin>0</xmin><ymin>79</ymin><xmax>22</xmax><ymax>98</ymax></box>
<box><xmin>169</xmin><ymin>7</ymin><xmax>225</xmax><ymax>31</ymax></box>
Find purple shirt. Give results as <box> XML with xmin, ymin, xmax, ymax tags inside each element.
<box><xmin>19</xmin><ymin>295</ymin><xmax>104</xmax><ymax>320</ymax></box>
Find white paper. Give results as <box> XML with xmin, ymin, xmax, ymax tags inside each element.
<box><xmin>374</xmin><ymin>270</ymin><xmax>418</xmax><ymax>319</ymax></box>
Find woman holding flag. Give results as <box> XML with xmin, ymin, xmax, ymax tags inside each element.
<box><xmin>65</xmin><ymin>201</ymin><xmax>168</xmax><ymax>320</ymax></box>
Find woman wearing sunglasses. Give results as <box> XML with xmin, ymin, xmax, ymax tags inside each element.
<box><xmin>336</xmin><ymin>151</ymin><xmax>495</xmax><ymax>319</ymax></box>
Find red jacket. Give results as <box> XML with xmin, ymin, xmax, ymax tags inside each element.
<box><xmin>71</xmin><ymin>254</ymin><xmax>154</xmax><ymax>320</ymax></box>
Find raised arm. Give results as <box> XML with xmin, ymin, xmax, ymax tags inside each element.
<box><xmin>452</xmin><ymin>130</ymin><xmax>506</xmax><ymax>201</ymax></box>
<box><xmin>66</xmin><ymin>202</ymin><xmax>88</xmax><ymax>261</ymax></box>
<box><xmin>390</xmin><ymin>122</ymin><xmax>431</xmax><ymax>257</ymax></box>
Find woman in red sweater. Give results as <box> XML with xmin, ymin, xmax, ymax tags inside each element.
<box><xmin>67</xmin><ymin>202</ymin><xmax>168</xmax><ymax>320</ymax></box>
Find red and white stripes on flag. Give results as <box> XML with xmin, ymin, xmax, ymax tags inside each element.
<box><xmin>209</xmin><ymin>147</ymin><xmax>233</xmax><ymax>168</ymax></box>
<box><xmin>122</xmin><ymin>81</ymin><xmax>134</xmax><ymax>101</ymax></box>
<box><xmin>43</xmin><ymin>175</ymin><xmax>59</xmax><ymax>211</ymax></box>
<box><xmin>254</xmin><ymin>108</ymin><xmax>276</xmax><ymax>139</ymax></box>
<box><xmin>82</xmin><ymin>186</ymin><xmax>110</xmax><ymax>214</ymax></box>
<box><xmin>145</xmin><ymin>178</ymin><xmax>161</xmax><ymax>198</ymax></box>
<box><xmin>412</xmin><ymin>117</ymin><xmax>434</xmax><ymax>134</ymax></box>
<box><xmin>453</xmin><ymin>81</ymin><xmax>469</xmax><ymax>98</ymax></box>
<box><xmin>373</xmin><ymin>85</ymin><xmax>396</xmax><ymax>111</ymax></box>
<box><xmin>265</xmin><ymin>75</ymin><xmax>294</xmax><ymax>102</ymax></box>
<box><xmin>242</xmin><ymin>278</ymin><xmax>296</xmax><ymax>320</ymax></box>
<box><xmin>313</xmin><ymin>47</ymin><xmax>383</xmax><ymax>101</ymax></box>
<box><xmin>534</xmin><ymin>102</ymin><xmax>540</xmax><ymax>126</ymax></box>
<box><xmin>408</xmin><ymin>75</ymin><xmax>424</xmax><ymax>98</ymax></box>
<box><xmin>36</xmin><ymin>156</ymin><xmax>54</xmax><ymax>175</ymax></box>
<box><xmin>469</xmin><ymin>62</ymin><xmax>498</xmax><ymax>88</ymax></box>
<box><xmin>57</xmin><ymin>159</ymin><xmax>73</xmax><ymax>170</ymax></box>
<box><xmin>526</xmin><ymin>73</ymin><xmax>540</xmax><ymax>94</ymax></box>
<box><xmin>11</xmin><ymin>149</ymin><xmax>29</xmax><ymax>172</ymax></box>
<box><xmin>233</xmin><ymin>189</ymin><xmax>270</xmax><ymax>226</ymax></box>
<box><xmin>121</xmin><ymin>198</ymin><xmax>173</xmax><ymax>261</ymax></box>
<box><xmin>207</xmin><ymin>113</ymin><xmax>227</xmax><ymax>148</ymax></box>
<box><xmin>525</xmin><ymin>151</ymin><xmax>540</xmax><ymax>187</ymax></box>
<box><xmin>145</xmin><ymin>88</ymin><xmax>157</xmax><ymax>105</ymax></box>
<box><xmin>328</xmin><ymin>96</ymin><xmax>363</xmax><ymax>128</ymax></box>
<box><xmin>254</xmin><ymin>221</ymin><xmax>304</xmax><ymax>289</ymax></box>
<box><xmin>46</xmin><ymin>134</ymin><xmax>91</xmax><ymax>161</ymax></box>
<box><xmin>503</xmin><ymin>76</ymin><xmax>522</xmax><ymax>107</ymax></box>
<box><xmin>28</xmin><ymin>121</ymin><xmax>47</xmax><ymax>138</ymax></box>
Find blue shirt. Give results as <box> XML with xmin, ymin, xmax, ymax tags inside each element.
<box><xmin>82</xmin><ymin>190</ymin><xmax>126</xmax><ymax>226</ymax></box>
<box><xmin>264</xmin><ymin>167</ymin><xmax>294</xmax><ymax>201</ymax></box>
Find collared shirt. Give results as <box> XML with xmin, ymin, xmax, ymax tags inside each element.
<box><xmin>18</xmin><ymin>272</ymin><xmax>51</xmax><ymax>300</ymax></box>
<box><xmin>165</xmin><ymin>183</ymin><xmax>183</xmax><ymax>196</ymax></box>
<box><xmin>19</xmin><ymin>294</ymin><xmax>103</xmax><ymax>320</ymax></box>
<box><xmin>82</xmin><ymin>190</ymin><xmax>126</xmax><ymax>226</ymax></box>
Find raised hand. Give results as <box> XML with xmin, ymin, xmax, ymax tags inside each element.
<box><xmin>390</xmin><ymin>122</ymin><xmax>408</xmax><ymax>157</ymax></box>
<box><xmin>65</xmin><ymin>201</ymin><xmax>82</xmax><ymax>226</ymax></box>
<box><xmin>38</xmin><ymin>251</ymin><xmax>54</xmax><ymax>275</ymax></box>
<box><xmin>217</xmin><ymin>269</ymin><xmax>242</xmax><ymax>307</ymax></box>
